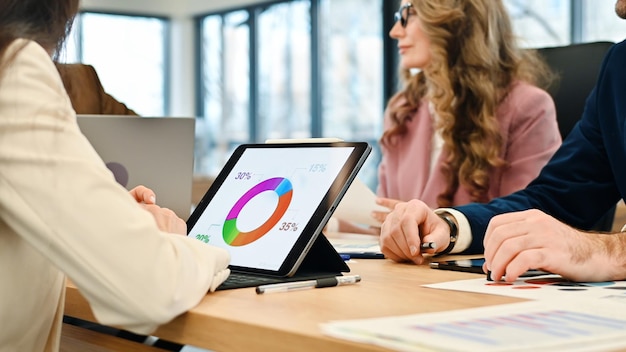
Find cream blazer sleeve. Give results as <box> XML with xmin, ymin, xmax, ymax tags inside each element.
<box><xmin>0</xmin><ymin>40</ymin><xmax>229</xmax><ymax>334</ymax></box>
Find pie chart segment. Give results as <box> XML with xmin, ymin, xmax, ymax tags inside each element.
<box><xmin>223</xmin><ymin>177</ymin><xmax>293</xmax><ymax>246</ymax></box>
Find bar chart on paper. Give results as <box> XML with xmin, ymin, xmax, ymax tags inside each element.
<box><xmin>411</xmin><ymin>309</ymin><xmax>626</xmax><ymax>346</ymax></box>
<box><xmin>321</xmin><ymin>299</ymin><xmax>626</xmax><ymax>351</ymax></box>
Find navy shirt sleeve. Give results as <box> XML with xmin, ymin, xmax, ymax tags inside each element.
<box><xmin>454</xmin><ymin>40</ymin><xmax>626</xmax><ymax>254</ymax></box>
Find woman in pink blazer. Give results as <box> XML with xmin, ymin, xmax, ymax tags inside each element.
<box><xmin>373</xmin><ymin>0</ymin><xmax>561</xmax><ymax>222</ymax></box>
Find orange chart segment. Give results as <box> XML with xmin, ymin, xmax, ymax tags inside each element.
<box><xmin>223</xmin><ymin>177</ymin><xmax>293</xmax><ymax>246</ymax></box>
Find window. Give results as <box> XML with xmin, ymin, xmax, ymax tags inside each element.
<box><xmin>319</xmin><ymin>0</ymin><xmax>383</xmax><ymax>185</ymax></box>
<box><xmin>197</xmin><ymin>11</ymin><xmax>251</xmax><ymax>174</ymax></box>
<box><xmin>504</xmin><ymin>0</ymin><xmax>626</xmax><ymax>48</ymax></box>
<box><xmin>504</xmin><ymin>0</ymin><xmax>571</xmax><ymax>47</ymax></box>
<box><xmin>63</xmin><ymin>12</ymin><xmax>168</xmax><ymax>116</ymax></box>
<box><xmin>197</xmin><ymin>0</ymin><xmax>383</xmax><ymax>188</ymax></box>
<box><xmin>258</xmin><ymin>1</ymin><xmax>311</xmax><ymax>140</ymax></box>
<box><xmin>582</xmin><ymin>0</ymin><xmax>626</xmax><ymax>43</ymax></box>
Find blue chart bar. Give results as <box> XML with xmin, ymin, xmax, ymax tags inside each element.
<box><xmin>411</xmin><ymin>310</ymin><xmax>626</xmax><ymax>347</ymax></box>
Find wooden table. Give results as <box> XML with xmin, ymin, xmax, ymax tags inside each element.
<box><xmin>65</xmin><ymin>257</ymin><xmax>526</xmax><ymax>351</ymax></box>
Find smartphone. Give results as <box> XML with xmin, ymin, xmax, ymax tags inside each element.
<box><xmin>429</xmin><ymin>258</ymin><xmax>486</xmax><ymax>274</ymax></box>
<box><xmin>430</xmin><ymin>258</ymin><xmax>551</xmax><ymax>278</ymax></box>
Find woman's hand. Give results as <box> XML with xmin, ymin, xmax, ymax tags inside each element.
<box><xmin>129</xmin><ymin>185</ymin><xmax>156</xmax><ymax>205</ymax></box>
<box><xmin>129</xmin><ymin>185</ymin><xmax>186</xmax><ymax>235</ymax></box>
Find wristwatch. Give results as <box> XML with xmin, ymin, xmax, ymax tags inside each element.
<box><xmin>436</xmin><ymin>211</ymin><xmax>458</xmax><ymax>255</ymax></box>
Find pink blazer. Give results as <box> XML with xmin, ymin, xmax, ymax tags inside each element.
<box><xmin>377</xmin><ymin>81</ymin><xmax>562</xmax><ymax>207</ymax></box>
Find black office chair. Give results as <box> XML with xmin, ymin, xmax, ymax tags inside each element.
<box><xmin>537</xmin><ymin>41</ymin><xmax>613</xmax><ymax>138</ymax></box>
<box><xmin>537</xmin><ymin>41</ymin><xmax>616</xmax><ymax>231</ymax></box>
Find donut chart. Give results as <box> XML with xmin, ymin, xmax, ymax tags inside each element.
<box><xmin>223</xmin><ymin>177</ymin><xmax>293</xmax><ymax>246</ymax></box>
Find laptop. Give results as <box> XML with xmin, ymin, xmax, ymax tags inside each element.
<box><xmin>186</xmin><ymin>142</ymin><xmax>372</xmax><ymax>290</ymax></box>
<box><xmin>76</xmin><ymin>115</ymin><xmax>195</xmax><ymax>220</ymax></box>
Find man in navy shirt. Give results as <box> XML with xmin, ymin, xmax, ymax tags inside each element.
<box><xmin>379</xmin><ymin>0</ymin><xmax>626</xmax><ymax>283</ymax></box>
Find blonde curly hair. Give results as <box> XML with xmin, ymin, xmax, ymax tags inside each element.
<box><xmin>381</xmin><ymin>0</ymin><xmax>554</xmax><ymax>207</ymax></box>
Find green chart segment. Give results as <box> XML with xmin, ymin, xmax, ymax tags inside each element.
<box><xmin>223</xmin><ymin>177</ymin><xmax>293</xmax><ymax>246</ymax></box>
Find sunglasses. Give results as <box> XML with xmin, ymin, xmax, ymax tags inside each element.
<box><xmin>394</xmin><ymin>3</ymin><xmax>413</xmax><ymax>28</ymax></box>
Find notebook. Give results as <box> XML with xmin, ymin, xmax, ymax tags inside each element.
<box><xmin>186</xmin><ymin>142</ymin><xmax>372</xmax><ymax>290</ymax></box>
<box><xmin>76</xmin><ymin>115</ymin><xmax>195</xmax><ymax>220</ymax></box>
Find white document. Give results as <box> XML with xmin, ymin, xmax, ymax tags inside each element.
<box><xmin>424</xmin><ymin>275</ymin><xmax>626</xmax><ymax>301</ymax></box>
<box><xmin>321</xmin><ymin>298</ymin><xmax>626</xmax><ymax>352</ymax></box>
<box><xmin>333</xmin><ymin>178</ymin><xmax>388</xmax><ymax>227</ymax></box>
<box><xmin>327</xmin><ymin>233</ymin><xmax>381</xmax><ymax>256</ymax></box>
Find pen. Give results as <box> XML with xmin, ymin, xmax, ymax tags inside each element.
<box><xmin>255</xmin><ymin>275</ymin><xmax>361</xmax><ymax>294</ymax></box>
<box><xmin>421</xmin><ymin>241</ymin><xmax>436</xmax><ymax>250</ymax></box>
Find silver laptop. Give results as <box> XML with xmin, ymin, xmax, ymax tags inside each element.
<box><xmin>77</xmin><ymin>115</ymin><xmax>195</xmax><ymax>220</ymax></box>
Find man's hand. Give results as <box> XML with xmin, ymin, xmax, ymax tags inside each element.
<box><xmin>484</xmin><ymin>209</ymin><xmax>622</xmax><ymax>282</ymax></box>
<box><xmin>380</xmin><ymin>199</ymin><xmax>450</xmax><ymax>264</ymax></box>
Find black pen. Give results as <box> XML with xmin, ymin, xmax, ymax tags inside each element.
<box><xmin>255</xmin><ymin>275</ymin><xmax>361</xmax><ymax>294</ymax></box>
<box><xmin>421</xmin><ymin>241</ymin><xmax>436</xmax><ymax>250</ymax></box>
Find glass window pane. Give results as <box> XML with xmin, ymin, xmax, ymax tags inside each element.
<box><xmin>258</xmin><ymin>1</ymin><xmax>311</xmax><ymax>140</ymax></box>
<box><xmin>582</xmin><ymin>0</ymin><xmax>626</xmax><ymax>43</ymax></box>
<box><xmin>504</xmin><ymin>0</ymin><xmax>570</xmax><ymax>47</ymax></box>
<box><xmin>60</xmin><ymin>17</ymin><xmax>80</xmax><ymax>63</ymax></box>
<box><xmin>78</xmin><ymin>13</ymin><xmax>167</xmax><ymax>116</ymax></box>
<box><xmin>197</xmin><ymin>11</ymin><xmax>250</xmax><ymax>175</ymax></box>
<box><xmin>319</xmin><ymin>0</ymin><xmax>383</xmax><ymax>189</ymax></box>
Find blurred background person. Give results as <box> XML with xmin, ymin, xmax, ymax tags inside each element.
<box><xmin>363</xmin><ymin>0</ymin><xmax>562</xmax><ymax>237</ymax></box>
<box><xmin>55</xmin><ymin>62</ymin><xmax>138</xmax><ymax>115</ymax></box>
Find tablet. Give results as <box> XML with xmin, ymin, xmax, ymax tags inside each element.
<box><xmin>187</xmin><ymin>142</ymin><xmax>371</xmax><ymax>278</ymax></box>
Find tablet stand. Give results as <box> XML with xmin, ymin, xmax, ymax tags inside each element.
<box><xmin>293</xmin><ymin>232</ymin><xmax>350</xmax><ymax>276</ymax></box>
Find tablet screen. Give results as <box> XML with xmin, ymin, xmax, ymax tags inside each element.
<box><xmin>187</xmin><ymin>142</ymin><xmax>370</xmax><ymax>276</ymax></box>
